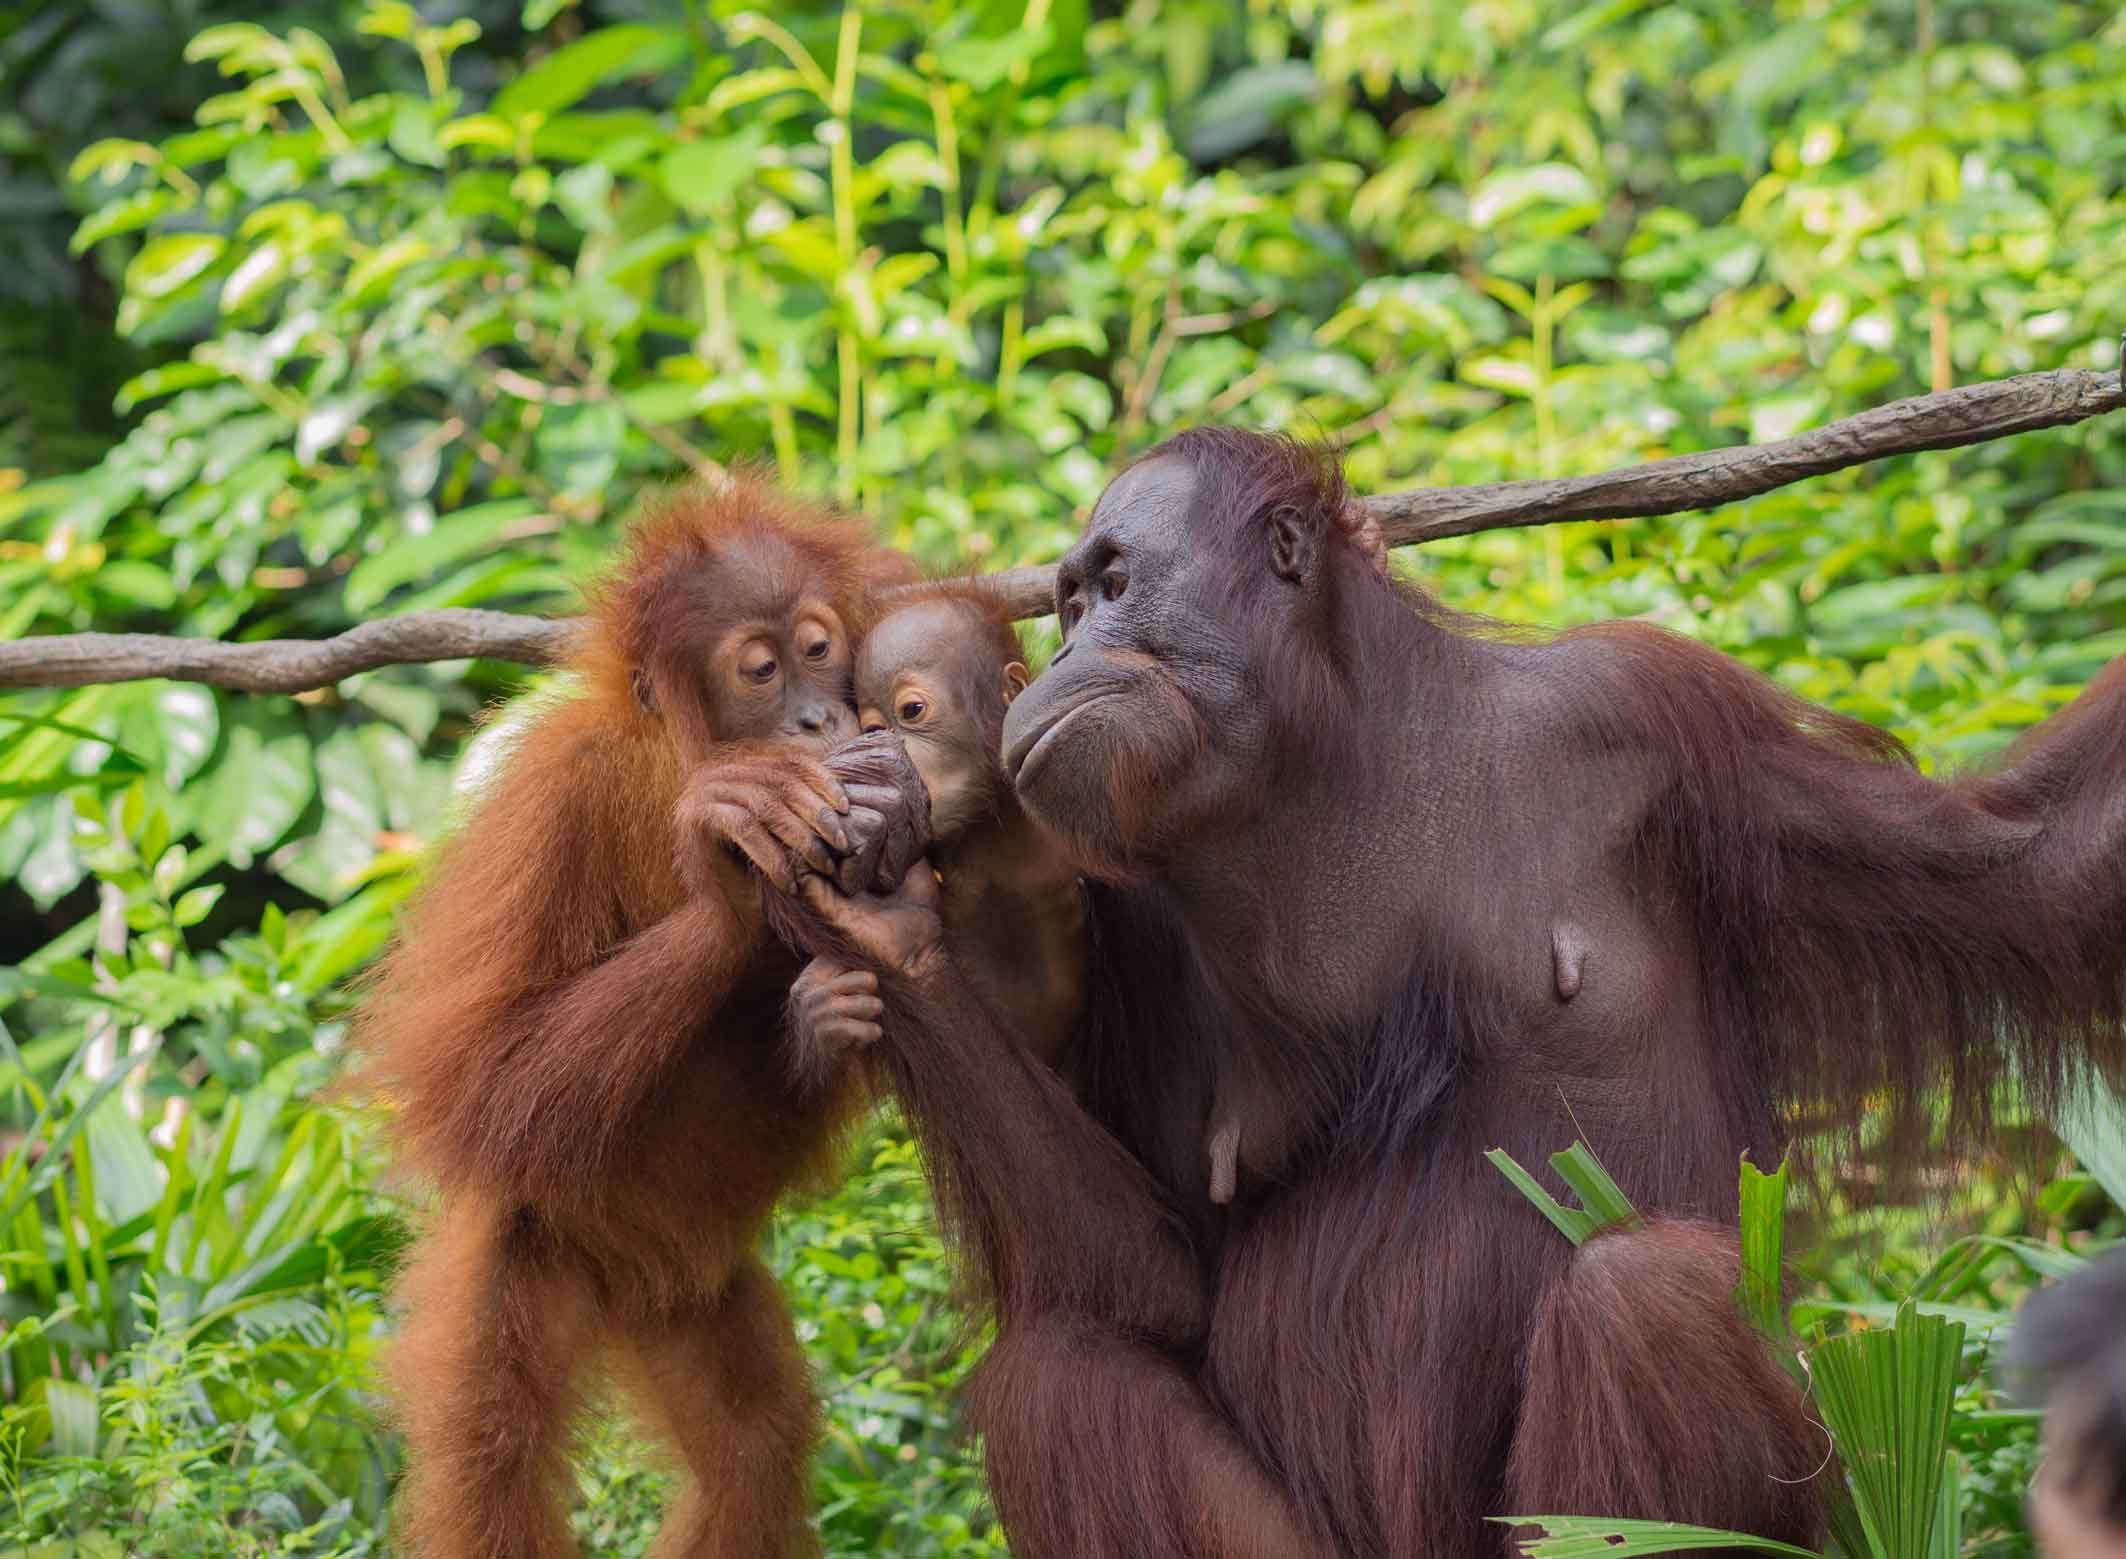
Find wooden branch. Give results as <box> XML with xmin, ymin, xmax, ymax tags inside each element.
<box><xmin>1</xmin><ymin>361</ymin><xmax>2117</xmax><ymax>693</ymax></box>
<box><xmin>0</xmin><ymin>610</ymin><xmax>576</xmax><ymax>693</ymax></box>
<box><xmin>1366</xmin><ymin>363</ymin><xmax>2125</xmax><ymax>543</ymax></box>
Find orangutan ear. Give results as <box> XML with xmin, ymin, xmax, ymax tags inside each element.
<box><xmin>1001</xmin><ymin>661</ymin><xmax>1030</xmax><ymax>704</ymax></box>
<box><xmin>631</xmin><ymin>666</ymin><xmax>659</xmax><ymax>714</ymax></box>
<box><xmin>1266</xmin><ymin>502</ymin><xmax>1317</xmax><ymax>584</ymax></box>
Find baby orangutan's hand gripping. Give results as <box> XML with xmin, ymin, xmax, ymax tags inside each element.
<box><xmin>775</xmin><ymin>729</ymin><xmax>934</xmax><ymax>1093</ymax></box>
<box><xmin>785</xmin><ymin>959</ymin><xmax>885</xmax><ymax>1097</ymax></box>
<box><xmin>783</xmin><ymin>858</ymin><xmax>945</xmax><ymax>1093</ymax></box>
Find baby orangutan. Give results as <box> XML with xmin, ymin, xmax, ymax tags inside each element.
<box><xmin>785</xmin><ymin>584</ymin><xmax>1083</xmax><ymax>1088</ymax></box>
<box><xmin>784</xmin><ymin>583</ymin><xmax>1308</xmax><ymax>1208</ymax></box>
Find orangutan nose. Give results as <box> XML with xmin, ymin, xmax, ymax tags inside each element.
<box><xmin>795</xmin><ymin>701</ymin><xmax>848</xmax><ymax>740</ymax></box>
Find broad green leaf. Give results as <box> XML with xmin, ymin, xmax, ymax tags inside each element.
<box><xmin>343</xmin><ymin>498</ymin><xmax>540</xmax><ymax>613</ymax></box>
<box><xmin>492</xmin><ymin>24</ymin><xmax>684</xmax><ymax>116</ymax></box>
<box><xmin>1470</xmin><ymin>164</ymin><xmax>1600</xmax><ymax>229</ymax></box>
<box><xmin>40</xmin><ymin>1378</ymin><xmax>101</xmax><ymax>1459</ymax></box>
<box><xmin>124</xmin><ymin>234</ymin><xmax>225</xmax><ymax>300</ymax></box>
<box><xmin>218</xmin><ymin>239</ymin><xmax>286</xmax><ymax>312</ymax></box>
<box><xmin>70</xmin><ymin>190</ymin><xmax>175</xmax><ymax>255</ymax></box>
<box><xmin>535</xmin><ymin>402</ymin><xmax>625</xmax><ymax>496</ymax></box>
<box><xmin>194</xmin><ymin>706</ymin><xmax>314</xmax><ymax>868</ymax></box>
<box><xmin>935</xmin><ymin>26</ymin><xmax>1054</xmax><ymax>90</ymax></box>
<box><xmin>1808</xmin><ymin>1303</ymin><xmax>1963</xmax><ymax>1559</ymax></box>
<box><xmin>1737</xmin><ymin>1154</ymin><xmax>1790</xmax><ymax>1339</ymax></box>
<box><xmin>659</xmin><ymin>127</ymin><xmax>768</xmax><ymax>216</ymax></box>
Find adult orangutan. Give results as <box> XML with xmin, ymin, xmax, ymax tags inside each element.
<box><xmin>786</xmin><ymin>428</ymin><xmax>2126</xmax><ymax>1557</ymax></box>
<box><xmin>354</xmin><ymin>483</ymin><xmax>926</xmax><ymax>1559</ymax></box>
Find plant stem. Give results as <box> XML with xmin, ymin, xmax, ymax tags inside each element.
<box><xmin>831</xmin><ymin>7</ymin><xmax>863</xmax><ymax>504</ymax></box>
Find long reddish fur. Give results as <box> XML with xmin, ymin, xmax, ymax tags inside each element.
<box><xmin>354</xmin><ymin>480</ymin><xmax>891</xmax><ymax>1559</ymax></box>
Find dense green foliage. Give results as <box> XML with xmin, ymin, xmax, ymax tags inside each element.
<box><xmin>2</xmin><ymin>0</ymin><xmax>2124</xmax><ymax>1552</ymax></box>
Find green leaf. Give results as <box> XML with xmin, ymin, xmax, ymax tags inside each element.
<box><xmin>535</xmin><ymin>402</ymin><xmax>625</xmax><ymax>496</ymax></box>
<box><xmin>1470</xmin><ymin>164</ymin><xmax>1599</xmax><ymax>229</ymax></box>
<box><xmin>92</xmin><ymin>561</ymin><xmax>177</xmax><ymax>610</ymax></box>
<box><xmin>152</xmin><ymin>684</ymin><xmax>219</xmax><ymax>789</ymax></box>
<box><xmin>1548</xmin><ymin>1142</ymin><xmax>1639</xmax><ymax>1230</ymax></box>
<box><xmin>172</xmin><ymin>883</ymin><xmax>224</xmax><ymax>927</ymax></box>
<box><xmin>2053</xmin><ymin>1077</ymin><xmax>2126</xmax><ymax>1209</ymax></box>
<box><xmin>659</xmin><ymin>127</ymin><xmax>768</xmax><ymax>217</ymax></box>
<box><xmin>124</xmin><ymin>234</ymin><xmax>225</xmax><ymax>300</ymax></box>
<box><xmin>1486</xmin><ymin>1147</ymin><xmax>1597</xmax><ymax>1246</ymax></box>
<box><xmin>1497</xmin><ymin>1515</ymin><xmax>1826</xmax><ymax>1557</ymax></box>
<box><xmin>40</xmin><ymin>1378</ymin><xmax>101</xmax><ymax>1459</ymax></box>
<box><xmin>492</xmin><ymin>24</ymin><xmax>685</xmax><ymax>116</ymax></box>
<box><xmin>1736</xmin><ymin>1154</ymin><xmax>1790</xmax><ymax>1339</ymax></box>
<box><xmin>194</xmin><ymin>706</ymin><xmax>314</xmax><ymax>868</ymax></box>
<box><xmin>70</xmin><ymin>190</ymin><xmax>176</xmax><ymax>255</ymax></box>
<box><xmin>935</xmin><ymin>27</ymin><xmax>1054</xmax><ymax>91</ymax></box>
<box><xmin>219</xmin><ymin>239</ymin><xmax>287</xmax><ymax>313</ymax></box>
<box><xmin>343</xmin><ymin>499</ymin><xmax>541</xmax><ymax>613</ymax></box>
<box><xmin>1808</xmin><ymin>1303</ymin><xmax>1964</xmax><ymax>1559</ymax></box>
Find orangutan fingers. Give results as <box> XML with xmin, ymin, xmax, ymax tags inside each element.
<box><xmin>823</xmin><ymin>968</ymin><xmax>878</xmax><ymax>998</ymax></box>
<box><xmin>783</xmin><ymin>753</ymin><xmax>851</xmax><ymax>816</ymax></box>
<box><xmin>772</xmin><ymin>777</ymin><xmax>851</xmax><ymax>855</ymax></box>
<box><xmin>816</xmin><ymin>1017</ymin><xmax>883</xmax><ymax>1050</ymax></box>
<box><xmin>842</xmin><ymin>785</ymin><xmax>919</xmax><ymax>890</ymax></box>
<box><xmin>827</xmin><ymin>991</ymin><xmax>884</xmax><ymax>1023</ymax></box>
<box><xmin>878</xmin><ymin>805</ymin><xmax>924</xmax><ymax>890</ymax></box>
<box><xmin>796</xmin><ymin>871</ymin><xmax>857</xmax><ymax>934</ymax></box>
<box><xmin>753</xmin><ymin>799</ymin><xmax>841</xmax><ymax>880</ymax></box>
<box><xmin>711</xmin><ymin>804</ymin><xmax>801</xmax><ymax>895</ymax></box>
<box><xmin>833</xmin><ymin>808</ymin><xmax>890</xmax><ymax>897</ymax></box>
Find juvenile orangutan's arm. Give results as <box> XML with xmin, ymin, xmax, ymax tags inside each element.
<box><xmin>793</xmin><ymin>871</ymin><xmax>1201</xmax><ymax>1339</ymax></box>
<box><xmin>361</xmin><ymin>723</ymin><xmax>812</xmax><ymax>1205</ymax></box>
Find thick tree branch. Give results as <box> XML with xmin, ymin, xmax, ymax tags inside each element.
<box><xmin>0</xmin><ymin>611</ymin><xmax>577</xmax><ymax>693</ymax></box>
<box><xmin>1</xmin><ymin>362</ymin><xmax>2118</xmax><ymax>692</ymax></box>
<box><xmin>1366</xmin><ymin>363</ymin><xmax>2124</xmax><ymax>543</ymax></box>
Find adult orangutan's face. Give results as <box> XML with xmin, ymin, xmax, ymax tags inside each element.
<box><xmin>1002</xmin><ymin>457</ymin><xmax>1277</xmax><ymax>874</ymax></box>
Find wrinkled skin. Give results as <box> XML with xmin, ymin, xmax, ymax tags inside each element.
<box><xmin>818</xmin><ymin>727</ymin><xmax>934</xmax><ymax>897</ymax></box>
<box><xmin>1002</xmin><ymin>460</ymin><xmax>1238</xmax><ymax>876</ymax></box>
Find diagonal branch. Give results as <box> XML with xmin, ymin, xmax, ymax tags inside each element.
<box><xmin>1</xmin><ymin>360</ymin><xmax>2118</xmax><ymax>692</ymax></box>
<box><xmin>1365</xmin><ymin>362</ymin><xmax>2124</xmax><ymax>544</ymax></box>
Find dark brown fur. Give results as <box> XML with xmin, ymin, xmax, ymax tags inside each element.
<box><xmin>354</xmin><ymin>482</ymin><xmax>908</xmax><ymax>1559</ymax></box>
<box><xmin>787</xmin><ymin>428</ymin><xmax>2126</xmax><ymax>1556</ymax></box>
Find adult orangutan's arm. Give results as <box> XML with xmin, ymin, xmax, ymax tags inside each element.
<box><xmin>789</xmin><ymin>871</ymin><xmax>1327</xmax><ymax>1557</ymax></box>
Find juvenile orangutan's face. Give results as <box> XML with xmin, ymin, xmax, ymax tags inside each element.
<box><xmin>857</xmin><ymin>601</ymin><xmax>1025</xmax><ymax>844</ymax></box>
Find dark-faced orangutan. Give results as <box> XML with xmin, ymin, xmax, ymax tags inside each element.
<box><xmin>354</xmin><ymin>482</ymin><xmax>926</xmax><ymax>1559</ymax></box>
<box><xmin>784</xmin><ymin>582</ymin><xmax>1084</xmax><ymax>1093</ymax></box>
<box><xmin>780</xmin><ymin>427</ymin><xmax>2126</xmax><ymax>1558</ymax></box>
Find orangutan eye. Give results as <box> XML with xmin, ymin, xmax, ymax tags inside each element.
<box><xmin>803</xmin><ymin>636</ymin><xmax>831</xmax><ymax>661</ymax></box>
<box><xmin>860</xmin><ymin>715</ymin><xmax>888</xmax><ymax>735</ymax></box>
<box><xmin>1099</xmin><ymin>569</ymin><xmax>1128</xmax><ymax>602</ymax></box>
<box><xmin>897</xmin><ymin>696</ymin><xmax>927</xmax><ymax>724</ymax></box>
<box><xmin>739</xmin><ymin>650</ymin><xmax>778</xmax><ymax>685</ymax></box>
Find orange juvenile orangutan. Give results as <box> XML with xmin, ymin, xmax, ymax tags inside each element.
<box><xmin>355</xmin><ymin>482</ymin><xmax>928</xmax><ymax>1559</ymax></box>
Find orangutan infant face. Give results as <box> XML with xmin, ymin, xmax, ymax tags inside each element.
<box><xmin>857</xmin><ymin>600</ymin><xmax>1027</xmax><ymax>845</ymax></box>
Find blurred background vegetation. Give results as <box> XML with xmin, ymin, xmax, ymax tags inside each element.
<box><xmin>1</xmin><ymin>0</ymin><xmax>2123</xmax><ymax>1553</ymax></box>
